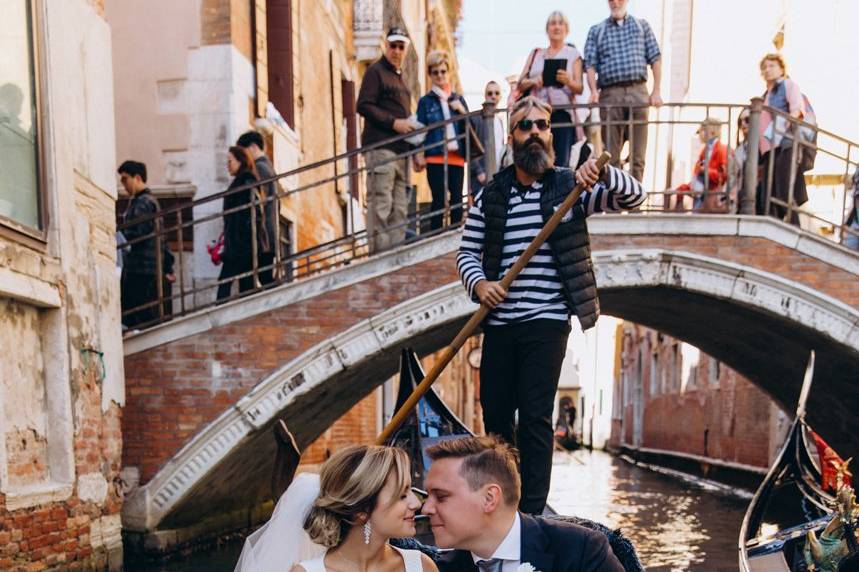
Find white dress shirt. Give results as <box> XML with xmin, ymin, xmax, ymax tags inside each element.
<box><xmin>471</xmin><ymin>512</ymin><xmax>522</xmax><ymax>571</ymax></box>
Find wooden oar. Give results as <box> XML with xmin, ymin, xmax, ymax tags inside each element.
<box><xmin>376</xmin><ymin>151</ymin><xmax>611</xmax><ymax>445</ymax></box>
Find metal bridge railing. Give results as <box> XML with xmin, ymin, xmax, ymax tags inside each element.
<box><xmin>117</xmin><ymin>100</ymin><xmax>858</xmax><ymax>331</ymax></box>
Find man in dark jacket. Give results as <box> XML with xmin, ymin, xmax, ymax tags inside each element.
<box><xmin>457</xmin><ymin>96</ymin><xmax>645</xmax><ymax>514</ymax></box>
<box><xmin>469</xmin><ymin>80</ymin><xmax>505</xmax><ymax>196</ymax></box>
<box><xmin>237</xmin><ymin>131</ymin><xmax>277</xmax><ymax>283</ymax></box>
<box><xmin>357</xmin><ymin>27</ymin><xmax>414</xmax><ymax>253</ymax></box>
<box><xmin>118</xmin><ymin>160</ymin><xmax>174</xmax><ymax>328</ymax></box>
<box><xmin>423</xmin><ymin>435</ymin><xmax>625</xmax><ymax>572</ymax></box>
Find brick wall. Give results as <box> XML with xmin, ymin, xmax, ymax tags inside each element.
<box><xmin>613</xmin><ymin>322</ymin><xmax>789</xmax><ymax>468</ymax></box>
<box><xmin>123</xmin><ymin>252</ymin><xmax>460</xmax><ymax>482</ymax></box>
<box><xmin>124</xmin><ymin>232</ymin><xmax>856</xmax><ymax>484</ymax></box>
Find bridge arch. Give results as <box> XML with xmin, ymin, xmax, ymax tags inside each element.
<box><xmin>123</xmin><ymin>242</ymin><xmax>859</xmax><ymax>535</ymax></box>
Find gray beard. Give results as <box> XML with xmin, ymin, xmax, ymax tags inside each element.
<box><xmin>513</xmin><ymin>137</ymin><xmax>555</xmax><ymax>177</ymax></box>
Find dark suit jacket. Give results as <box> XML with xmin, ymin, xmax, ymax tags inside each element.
<box><xmin>438</xmin><ymin>513</ymin><xmax>625</xmax><ymax>572</ymax></box>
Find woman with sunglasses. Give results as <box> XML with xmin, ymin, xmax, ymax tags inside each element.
<box><xmin>414</xmin><ymin>50</ymin><xmax>473</xmax><ymax>231</ymax></box>
<box><xmin>515</xmin><ymin>10</ymin><xmax>583</xmax><ymax>168</ymax></box>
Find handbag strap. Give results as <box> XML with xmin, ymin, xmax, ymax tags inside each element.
<box><xmin>520</xmin><ymin>48</ymin><xmax>539</xmax><ymax>83</ymax></box>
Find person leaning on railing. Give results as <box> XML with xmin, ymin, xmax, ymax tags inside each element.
<box><xmin>673</xmin><ymin>118</ymin><xmax>730</xmax><ymax>213</ymax></box>
<box><xmin>356</xmin><ymin>27</ymin><xmax>414</xmax><ymax>253</ymax></box>
<box><xmin>757</xmin><ymin>52</ymin><xmax>808</xmax><ymax>225</ymax></box>
<box><xmin>514</xmin><ymin>10</ymin><xmax>583</xmax><ymax>168</ymax></box>
<box><xmin>413</xmin><ymin>50</ymin><xmax>472</xmax><ymax>231</ymax></box>
<box><xmin>217</xmin><ymin>146</ymin><xmax>262</xmax><ymax>301</ymax></box>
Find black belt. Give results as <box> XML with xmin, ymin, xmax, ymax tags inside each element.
<box><xmin>603</xmin><ymin>79</ymin><xmax>646</xmax><ymax>89</ymax></box>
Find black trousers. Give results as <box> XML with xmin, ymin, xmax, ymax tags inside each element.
<box><xmin>258</xmin><ymin>252</ymin><xmax>275</xmax><ymax>286</ymax></box>
<box><xmin>550</xmin><ymin>110</ymin><xmax>576</xmax><ymax>168</ymax></box>
<box><xmin>121</xmin><ymin>270</ymin><xmax>158</xmax><ymax>328</ymax></box>
<box><xmin>426</xmin><ymin>163</ymin><xmax>464</xmax><ymax>231</ymax></box>
<box><xmin>480</xmin><ymin>318</ymin><xmax>571</xmax><ymax>514</ymax></box>
<box><xmin>216</xmin><ymin>256</ymin><xmax>255</xmax><ymax>300</ymax></box>
<box><xmin>758</xmin><ymin>148</ymin><xmax>807</xmax><ymax>226</ymax></box>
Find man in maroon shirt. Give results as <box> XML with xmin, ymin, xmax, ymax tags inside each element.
<box><xmin>357</xmin><ymin>27</ymin><xmax>415</xmax><ymax>252</ymax></box>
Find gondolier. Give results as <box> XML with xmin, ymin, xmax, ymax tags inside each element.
<box><xmin>457</xmin><ymin>95</ymin><xmax>646</xmax><ymax>514</ymax></box>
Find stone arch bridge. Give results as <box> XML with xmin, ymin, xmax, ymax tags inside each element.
<box><xmin>120</xmin><ymin>215</ymin><xmax>859</xmax><ymax>547</ymax></box>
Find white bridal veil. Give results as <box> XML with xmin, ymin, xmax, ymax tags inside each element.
<box><xmin>234</xmin><ymin>472</ymin><xmax>326</xmax><ymax>571</ymax></box>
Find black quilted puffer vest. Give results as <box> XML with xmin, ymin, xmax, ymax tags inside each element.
<box><xmin>480</xmin><ymin>165</ymin><xmax>600</xmax><ymax>330</ymax></box>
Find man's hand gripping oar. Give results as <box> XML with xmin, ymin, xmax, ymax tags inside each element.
<box><xmin>375</xmin><ymin>151</ymin><xmax>612</xmax><ymax>445</ymax></box>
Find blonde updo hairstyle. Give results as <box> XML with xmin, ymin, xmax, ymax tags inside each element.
<box><xmin>303</xmin><ymin>445</ymin><xmax>410</xmax><ymax>548</ymax></box>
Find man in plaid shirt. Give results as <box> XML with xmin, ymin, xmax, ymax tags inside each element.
<box><xmin>584</xmin><ymin>0</ymin><xmax>662</xmax><ymax>182</ymax></box>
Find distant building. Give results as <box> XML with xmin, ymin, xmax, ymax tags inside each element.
<box><xmin>610</xmin><ymin>323</ymin><xmax>791</xmax><ymax>482</ymax></box>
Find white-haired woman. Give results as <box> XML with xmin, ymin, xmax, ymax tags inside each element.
<box><xmin>515</xmin><ymin>10</ymin><xmax>583</xmax><ymax>167</ymax></box>
<box><xmin>414</xmin><ymin>50</ymin><xmax>471</xmax><ymax>231</ymax></box>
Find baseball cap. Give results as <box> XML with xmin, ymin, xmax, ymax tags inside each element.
<box><xmin>697</xmin><ymin>117</ymin><xmax>722</xmax><ymax>133</ymax></box>
<box><xmin>386</xmin><ymin>27</ymin><xmax>410</xmax><ymax>45</ymax></box>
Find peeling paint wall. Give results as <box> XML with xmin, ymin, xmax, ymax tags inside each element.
<box><xmin>0</xmin><ymin>0</ymin><xmax>124</xmax><ymax>569</ymax></box>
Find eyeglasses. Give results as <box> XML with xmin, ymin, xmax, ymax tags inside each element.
<box><xmin>388</xmin><ymin>42</ymin><xmax>407</xmax><ymax>51</ymax></box>
<box><xmin>486</xmin><ymin>91</ymin><xmax>500</xmax><ymax>97</ymax></box>
<box><xmin>515</xmin><ymin>118</ymin><xmax>551</xmax><ymax>132</ymax></box>
<box><xmin>430</xmin><ymin>68</ymin><xmax>448</xmax><ymax>77</ymax></box>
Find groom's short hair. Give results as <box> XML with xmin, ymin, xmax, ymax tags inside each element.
<box><xmin>426</xmin><ymin>435</ymin><xmax>521</xmax><ymax>507</ymax></box>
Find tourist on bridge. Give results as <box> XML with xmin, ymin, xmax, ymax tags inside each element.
<box><xmin>470</xmin><ymin>80</ymin><xmax>506</xmax><ymax>196</ymax></box>
<box><xmin>413</xmin><ymin>50</ymin><xmax>471</xmax><ymax>231</ymax></box>
<box><xmin>584</xmin><ymin>0</ymin><xmax>662</xmax><ymax>182</ymax></box>
<box><xmin>673</xmin><ymin>117</ymin><xmax>730</xmax><ymax>213</ymax></box>
<box><xmin>217</xmin><ymin>146</ymin><xmax>263</xmax><ymax>301</ymax></box>
<box><xmin>357</xmin><ymin>27</ymin><xmax>415</xmax><ymax>253</ymax></box>
<box><xmin>117</xmin><ymin>160</ymin><xmax>175</xmax><ymax>328</ymax></box>
<box><xmin>236</xmin><ymin>131</ymin><xmax>277</xmax><ymax>285</ymax></box>
<box><xmin>514</xmin><ymin>10</ymin><xmax>584</xmax><ymax>168</ymax></box>
<box><xmin>757</xmin><ymin>53</ymin><xmax>808</xmax><ymax>225</ymax></box>
<box><xmin>457</xmin><ymin>96</ymin><xmax>646</xmax><ymax>514</ymax></box>
<box><xmin>423</xmin><ymin>435</ymin><xmax>624</xmax><ymax>571</ymax></box>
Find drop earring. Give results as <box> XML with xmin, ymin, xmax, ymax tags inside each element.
<box><xmin>363</xmin><ymin>522</ymin><xmax>372</xmax><ymax>544</ymax></box>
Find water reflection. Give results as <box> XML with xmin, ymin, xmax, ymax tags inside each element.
<box><xmin>548</xmin><ymin>450</ymin><xmax>748</xmax><ymax>571</ymax></box>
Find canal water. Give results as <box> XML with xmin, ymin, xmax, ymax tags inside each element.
<box><xmin>127</xmin><ymin>450</ymin><xmax>749</xmax><ymax>571</ymax></box>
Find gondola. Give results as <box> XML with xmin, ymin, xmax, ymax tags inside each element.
<box><xmin>386</xmin><ymin>348</ymin><xmax>644</xmax><ymax>572</ymax></box>
<box><xmin>739</xmin><ymin>352</ymin><xmax>858</xmax><ymax>571</ymax></box>
<box><xmin>268</xmin><ymin>347</ymin><xmax>643</xmax><ymax>570</ymax></box>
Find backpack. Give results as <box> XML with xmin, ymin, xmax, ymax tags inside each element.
<box><xmin>763</xmin><ymin>83</ymin><xmax>817</xmax><ymax>172</ymax></box>
<box><xmin>797</xmin><ymin>93</ymin><xmax>817</xmax><ymax>172</ymax></box>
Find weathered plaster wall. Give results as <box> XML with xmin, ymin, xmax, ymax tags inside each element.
<box><xmin>0</xmin><ymin>0</ymin><xmax>124</xmax><ymax>568</ymax></box>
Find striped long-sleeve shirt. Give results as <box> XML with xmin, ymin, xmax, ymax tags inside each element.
<box><xmin>457</xmin><ymin>165</ymin><xmax>646</xmax><ymax>326</ymax></box>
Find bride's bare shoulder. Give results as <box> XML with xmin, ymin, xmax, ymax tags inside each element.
<box><xmin>420</xmin><ymin>552</ymin><xmax>439</xmax><ymax>572</ymax></box>
<box><xmin>289</xmin><ymin>565</ymin><xmax>307</xmax><ymax>572</ymax></box>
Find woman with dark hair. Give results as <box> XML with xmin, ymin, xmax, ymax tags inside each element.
<box><xmin>217</xmin><ymin>146</ymin><xmax>261</xmax><ymax>300</ymax></box>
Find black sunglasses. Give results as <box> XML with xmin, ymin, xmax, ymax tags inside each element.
<box><xmin>429</xmin><ymin>68</ymin><xmax>448</xmax><ymax>76</ymax></box>
<box><xmin>486</xmin><ymin>90</ymin><xmax>501</xmax><ymax>96</ymax></box>
<box><xmin>515</xmin><ymin>118</ymin><xmax>551</xmax><ymax>132</ymax></box>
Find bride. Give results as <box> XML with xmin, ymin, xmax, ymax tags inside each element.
<box><xmin>236</xmin><ymin>444</ymin><xmax>437</xmax><ymax>572</ymax></box>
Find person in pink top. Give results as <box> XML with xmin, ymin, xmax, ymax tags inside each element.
<box><xmin>757</xmin><ymin>53</ymin><xmax>807</xmax><ymax>224</ymax></box>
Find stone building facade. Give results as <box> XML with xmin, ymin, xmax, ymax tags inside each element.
<box><xmin>109</xmin><ymin>0</ymin><xmax>468</xmax><ymax>557</ymax></box>
<box><xmin>610</xmin><ymin>323</ymin><xmax>791</xmax><ymax>482</ymax></box>
<box><xmin>0</xmin><ymin>0</ymin><xmax>124</xmax><ymax>569</ymax></box>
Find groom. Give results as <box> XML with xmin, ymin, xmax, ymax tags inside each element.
<box><xmin>422</xmin><ymin>436</ymin><xmax>624</xmax><ymax>572</ymax></box>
